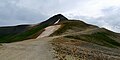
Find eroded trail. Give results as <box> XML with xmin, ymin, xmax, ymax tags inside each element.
<box><xmin>0</xmin><ymin>37</ymin><xmax>56</xmax><ymax>60</ymax></box>
<box><xmin>37</xmin><ymin>25</ymin><xmax>61</xmax><ymax>38</ymax></box>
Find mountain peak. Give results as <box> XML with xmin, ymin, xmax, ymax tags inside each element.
<box><xmin>49</xmin><ymin>14</ymin><xmax>68</xmax><ymax>21</ymax></box>
<box><xmin>39</xmin><ymin>14</ymin><xmax>68</xmax><ymax>25</ymax></box>
<box><xmin>54</xmin><ymin>14</ymin><xmax>66</xmax><ymax>18</ymax></box>
<box><xmin>55</xmin><ymin>14</ymin><xmax>63</xmax><ymax>16</ymax></box>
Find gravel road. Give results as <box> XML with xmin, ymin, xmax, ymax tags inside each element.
<box><xmin>0</xmin><ymin>37</ymin><xmax>56</xmax><ymax>60</ymax></box>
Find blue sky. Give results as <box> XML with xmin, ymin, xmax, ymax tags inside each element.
<box><xmin>0</xmin><ymin>0</ymin><xmax>120</xmax><ymax>33</ymax></box>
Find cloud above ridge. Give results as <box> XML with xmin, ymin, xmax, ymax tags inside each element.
<box><xmin>0</xmin><ymin>0</ymin><xmax>120</xmax><ymax>33</ymax></box>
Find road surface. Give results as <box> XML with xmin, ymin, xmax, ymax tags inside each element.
<box><xmin>0</xmin><ymin>37</ymin><xmax>56</xmax><ymax>60</ymax></box>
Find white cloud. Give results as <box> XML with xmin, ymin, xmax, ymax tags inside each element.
<box><xmin>0</xmin><ymin>0</ymin><xmax>120</xmax><ymax>33</ymax></box>
<box><xmin>71</xmin><ymin>7</ymin><xmax>120</xmax><ymax>33</ymax></box>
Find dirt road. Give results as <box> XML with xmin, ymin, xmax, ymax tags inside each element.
<box><xmin>0</xmin><ymin>37</ymin><xmax>56</xmax><ymax>60</ymax></box>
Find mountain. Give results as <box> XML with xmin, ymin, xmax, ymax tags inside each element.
<box><xmin>0</xmin><ymin>14</ymin><xmax>120</xmax><ymax>60</ymax></box>
<box><xmin>0</xmin><ymin>14</ymin><xmax>68</xmax><ymax>43</ymax></box>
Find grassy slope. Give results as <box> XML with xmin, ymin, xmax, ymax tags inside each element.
<box><xmin>0</xmin><ymin>24</ymin><xmax>48</xmax><ymax>43</ymax></box>
<box><xmin>65</xmin><ymin>31</ymin><xmax>120</xmax><ymax>48</ymax></box>
<box><xmin>50</xmin><ymin>20</ymin><xmax>98</xmax><ymax>36</ymax></box>
<box><xmin>0</xmin><ymin>25</ymin><xmax>30</xmax><ymax>43</ymax></box>
<box><xmin>51</xmin><ymin>20</ymin><xmax>120</xmax><ymax>48</ymax></box>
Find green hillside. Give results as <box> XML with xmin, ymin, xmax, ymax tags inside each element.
<box><xmin>51</xmin><ymin>20</ymin><xmax>120</xmax><ymax>48</ymax></box>
<box><xmin>50</xmin><ymin>20</ymin><xmax>98</xmax><ymax>36</ymax></box>
<box><xmin>0</xmin><ymin>24</ymin><xmax>46</xmax><ymax>43</ymax></box>
<box><xmin>65</xmin><ymin>31</ymin><xmax>120</xmax><ymax>48</ymax></box>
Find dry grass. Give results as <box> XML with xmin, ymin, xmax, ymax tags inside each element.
<box><xmin>50</xmin><ymin>37</ymin><xmax>120</xmax><ymax>60</ymax></box>
<box><xmin>50</xmin><ymin>20</ymin><xmax>98</xmax><ymax>36</ymax></box>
